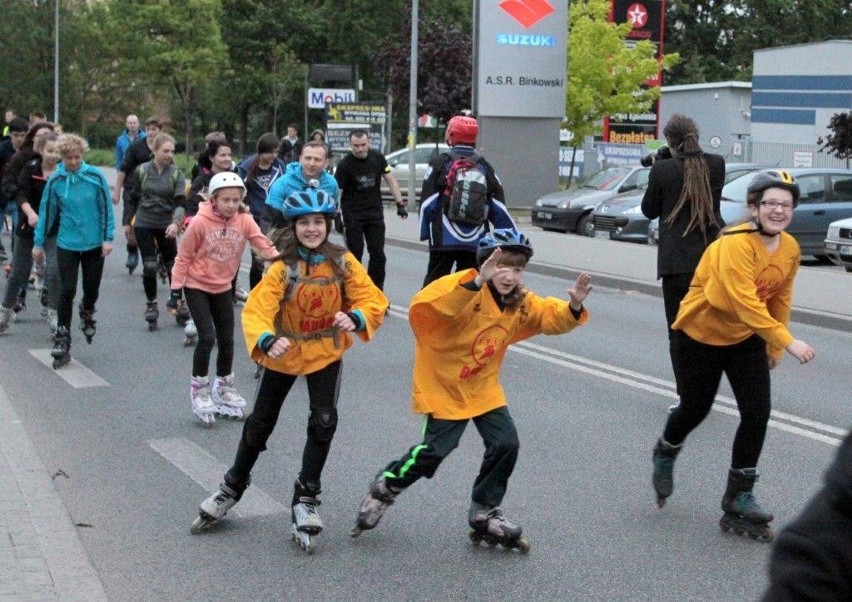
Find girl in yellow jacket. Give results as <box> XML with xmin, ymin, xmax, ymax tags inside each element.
<box><xmin>652</xmin><ymin>170</ymin><xmax>817</xmax><ymax>542</ymax></box>
<box><xmin>191</xmin><ymin>188</ymin><xmax>388</xmax><ymax>553</ymax></box>
<box><xmin>352</xmin><ymin>228</ymin><xmax>593</xmax><ymax>551</ymax></box>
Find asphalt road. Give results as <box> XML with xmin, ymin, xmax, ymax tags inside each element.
<box><xmin>0</xmin><ymin>231</ymin><xmax>848</xmax><ymax>600</ymax></box>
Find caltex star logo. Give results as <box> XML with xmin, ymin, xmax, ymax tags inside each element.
<box><xmin>499</xmin><ymin>0</ymin><xmax>555</xmax><ymax>29</ymax></box>
<box><xmin>626</xmin><ymin>3</ymin><xmax>648</xmax><ymax>28</ymax></box>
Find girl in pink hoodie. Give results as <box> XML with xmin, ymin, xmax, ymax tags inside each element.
<box><xmin>171</xmin><ymin>172</ymin><xmax>278</xmax><ymax>427</ymax></box>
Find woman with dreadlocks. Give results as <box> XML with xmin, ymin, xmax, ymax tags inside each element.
<box><xmin>641</xmin><ymin>114</ymin><xmax>725</xmax><ymax>412</ymax></box>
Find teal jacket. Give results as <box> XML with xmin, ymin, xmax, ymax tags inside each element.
<box><xmin>35</xmin><ymin>161</ymin><xmax>115</xmax><ymax>250</ymax></box>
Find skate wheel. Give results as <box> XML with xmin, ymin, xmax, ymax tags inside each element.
<box><xmin>350</xmin><ymin>526</ymin><xmax>363</xmax><ymax>538</ymax></box>
<box><xmin>148</xmin><ymin>322</ymin><xmax>157</xmax><ymax>331</ymax></box>
<box><xmin>514</xmin><ymin>537</ymin><xmax>531</xmax><ymax>553</ymax></box>
<box><xmin>190</xmin><ymin>515</ymin><xmax>216</xmax><ymax>534</ymax></box>
<box><xmin>656</xmin><ymin>496</ymin><xmax>667</xmax><ymax>509</ymax></box>
<box><xmin>468</xmin><ymin>530</ymin><xmax>482</xmax><ymax>544</ymax></box>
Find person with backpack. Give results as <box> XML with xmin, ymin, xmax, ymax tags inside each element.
<box><xmin>124</xmin><ymin>133</ymin><xmax>187</xmax><ymax>331</ymax></box>
<box><xmin>170</xmin><ymin>172</ymin><xmax>278</xmax><ymax>427</ymax></box>
<box><xmin>190</xmin><ymin>188</ymin><xmax>388</xmax><ymax>555</ymax></box>
<box><xmin>419</xmin><ymin>115</ymin><xmax>517</xmax><ymax>287</ymax></box>
<box><xmin>334</xmin><ymin>128</ymin><xmax>407</xmax><ymax>291</ymax></box>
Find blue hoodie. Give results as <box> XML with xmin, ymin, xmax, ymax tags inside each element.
<box><xmin>35</xmin><ymin>160</ymin><xmax>115</xmax><ymax>251</ymax></box>
<box><xmin>265</xmin><ymin>161</ymin><xmax>338</xmax><ymax>224</ymax></box>
<box><xmin>237</xmin><ymin>154</ymin><xmax>287</xmax><ymax>225</ymax></box>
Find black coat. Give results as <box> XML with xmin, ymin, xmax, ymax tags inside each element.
<box><xmin>763</xmin><ymin>430</ymin><xmax>852</xmax><ymax>601</ymax></box>
<box><xmin>641</xmin><ymin>153</ymin><xmax>725</xmax><ymax>278</ymax></box>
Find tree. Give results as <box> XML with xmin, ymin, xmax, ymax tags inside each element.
<box><xmin>818</xmin><ymin>112</ymin><xmax>852</xmax><ymax>162</ymax></box>
<box><xmin>563</xmin><ymin>0</ymin><xmax>679</xmax><ymax>180</ymax></box>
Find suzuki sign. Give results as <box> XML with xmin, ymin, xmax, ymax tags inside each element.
<box><xmin>307</xmin><ymin>88</ymin><xmax>356</xmax><ymax>109</ymax></box>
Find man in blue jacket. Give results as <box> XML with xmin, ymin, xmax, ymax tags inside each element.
<box><xmin>419</xmin><ymin>115</ymin><xmax>516</xmax><ymax>287</ymax></box>
<box><xmin>114</xmin><ymin>114</ymin><xmax>146</xmax><ymax>171</ymax></box>
<box><xmin>266</xmin><ymin>140</ymin><xmax>338</xmax><ymax>227</ymax></box>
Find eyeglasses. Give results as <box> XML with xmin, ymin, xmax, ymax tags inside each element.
<box><xmin>759</xmin><ymin>200</ymin><xmax>795</xmax><ymax>211</ymax></box>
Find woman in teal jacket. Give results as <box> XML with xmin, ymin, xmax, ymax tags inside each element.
<box><xmin>33</xmin><ymin>133</ymin><xmax>115</xmax><ymax>369</ymax></box>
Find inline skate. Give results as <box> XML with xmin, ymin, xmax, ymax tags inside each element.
<box><xmin>468</xmin><ymin>504</ymin><xmax>530</xmax><ymax>552</ymax></box>
<box><xmin>291</xmin><ymin>480</ymin><xmax>323</xmax><ymax>554</ymax></box>
<box><xmin>78</xmin><ymin>304</ymin><xmax>96</xmax><ymax>344</ymax></box>
<box><xmin>183</xmin><ymin>319</ymin><xmax>197</xmax><ymax>347</ymax></box>
<box><xmin>51</xmin><ymin>326</ymin><xmax>71</xmax><ymax>369</ymax></box>
<box><xmin>190</xmin><ymin>477</ymin><xmax>248</xmax><ymax>533</ymax></box>
<box><xmin>351</xmin><ymin>475</ymin><xmax>401</xmax><ymax>537</ymax></box>
<box><xmin>144</xmin><ymin>300</ymin><xmax>159</xmax><ymax>331</ymax></box>
<box><xmin>190</xmin><ymin>376</ymin><xmax>216</xmax><ymax>428</ymax></box>
<box><xmin>719</xmin><ymin>468</ymin><xmax>774</xmax><ymax>541</ymax></box>
<box><xmin>126</xmin><ymin>249</ymin><xmax>138</xmax><ymax>274</ymax></box>
<box><xmin>652</xmin><ymin>438</ymin><xmax>682</xmax><ymax>508</ymax></box>
<box><xmin>0</xmin><ymin>305</ymin><xmax>12</xmax><ymax>333</ymax></box>
<box><xmin>211</xmin><ymin>374</ymin><xmax>246</xmax><ymax>420</ymax></box>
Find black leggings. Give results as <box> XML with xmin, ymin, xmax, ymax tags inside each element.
<box><xmin>56</xmin><ymin>246</ymin><xmax>104</xmax><ymax>336</ymax></box>
<box><xmin>662</xmin><ymin>333</ymin><xmax>771</xmax><ymax>469</ymax></box>
<box><xmin>134</xmin><ymin>226</ymin><xmax>177</xmax><ymax>301</ymax></box>
<box><xmin>227</xmin><ymin>361</ymin><xmax>342</xmax><ymax>490</ymax></box>
<box><xmin>661</xmin><ymin>272</ymin><xmax>694</xmax><ymax>396</ymax></box>
<box><xmin>183</xmin><ymin>287</ymin><xmax>234</xmax><ymax>378</ymax></box>
<box><xmin>382</xmin><ymin>406</ymin><xmax>520</xmax><ymax>508</ymax></box>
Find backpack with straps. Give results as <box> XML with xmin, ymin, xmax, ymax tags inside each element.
<box><xmin>441</xmin><ymin>152</ymin><xmax>490</xmax><ymax>227</ymax></box>
<box><xmin>276</xmin><ymin>257</ymin><xmax>348</xmax><ymax>348</ymax></box>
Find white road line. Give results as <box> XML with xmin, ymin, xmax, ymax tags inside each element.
<box><xmin>148</xmin><ymin>437</ymin><xmax>286</xmax><ymax>518</ymax></box>
<box><xmin>382</xmin><ymin>308</ymin><xmax>844</xmax><ymax>446</ymax></box>
<box><xmin>29</xmin><ymin>350</ymin><xmax>110</xmax><ymax>388</ymax></box>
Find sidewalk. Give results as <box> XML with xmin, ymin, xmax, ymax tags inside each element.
<box><xmin>383</xmin><ymin>206</ymin><xmax>852</xmax><ymax>331</ymax></box>
<box><xmin>0</xmin><ymin>383</ymin><xmax>107</xmax><ymax>601</ymax></box>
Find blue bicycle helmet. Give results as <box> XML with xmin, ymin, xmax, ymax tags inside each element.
<box><xmin>476</xmin><ymin>228</ymin><xmax>534</xmax><ymax>264</ymax></box>
<box><xmin>282</xmin><ymin>189</ymin><xmax>338</xmax><ymax>219</ymax></box>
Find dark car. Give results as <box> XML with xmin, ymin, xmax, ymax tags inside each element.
<box><xmin>720</xmin><ymin>168</ymin><xmax>852</xmax><ymax>258</ymax></box>
<box><xmin>531</xmin><ymin>166</ymin><xmax>649</xmax><ymax>235</ymax></box>
<box><xmin>590</xmin><ymin>190</ymin><xmax>649</xmax><ymax>243</ymax></box>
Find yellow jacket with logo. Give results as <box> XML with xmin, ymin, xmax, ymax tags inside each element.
<box><xmin>672</xmin><ymin>223</ymin><xmax>800</xmax><ymax>358</ymax></box>
<box><xmin>409</xmin><ymin>269</ymin><xmax>589</xmax><ymax>420</ymax></box>
<box><xmin>242</xmin><ymin>252</ymin><xmax>388</xmax><ymax>375</ymax></box>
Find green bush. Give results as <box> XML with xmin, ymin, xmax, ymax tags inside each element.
<box><xmin>85</xmin><ymin>148</ymin><xmax>197</xmax><ymax>174</ymax></box>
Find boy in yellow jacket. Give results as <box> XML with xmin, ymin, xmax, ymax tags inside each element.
<box><xmin>352</xmin><ymin>228</ymin><xmax>592</xmax><ymax>551</ymax></box>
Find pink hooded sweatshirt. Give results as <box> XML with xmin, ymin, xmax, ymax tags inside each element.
<box><xmin>171</xmin><ymin>201</ymin><xmax>278</xmax><ymax>294</ymax></box>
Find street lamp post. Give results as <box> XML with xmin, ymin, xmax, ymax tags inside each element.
<box><xmin>53</xmin><ymin>0</ymin><xmax>59</xmax><ymax>123</ymax></box>
<box><xmin>406</xmin><ymin>0</ymin><xmax>419</xmax><ymax>209</ymax></box>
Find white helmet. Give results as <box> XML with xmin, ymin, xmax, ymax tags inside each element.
<box><xmin>208</xmin><ymin>172</ymin><xmax>246</xmax><ymax>197</ymax></box>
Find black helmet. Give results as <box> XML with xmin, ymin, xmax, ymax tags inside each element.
<box><xmin>476</xmin><ymin>228</ymin><xmax>534</xmax><ymax>264</ymax></box>
<box><xmin>747</xmin><ymin>170</ymin><xmax>800</xmax><ymax>206</ymax></box>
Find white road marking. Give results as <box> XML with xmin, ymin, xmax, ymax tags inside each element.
<box><xmin>29</xmin><ymin>350</ymin><xmax>110</xmax><ymax>388</ymax></box>
<box><xmin>148</xmin><ymin>437</ymin><xmax>286</xmax><ymax>518</ymax></box>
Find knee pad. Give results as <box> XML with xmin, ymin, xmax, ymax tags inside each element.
<box><xmin>307</xmin><ymin>408</ymin><xmax>338</xmax><ymax>443</ymax></box>
<box><xmin>142</xmin><ymin>260</ymin><xmax>159</xmax><ymax>278</ymax></box>
<box><xmin>242</xmin><ymin>415</ymin><xmax>274</xmax><ymax>451</ymax></box>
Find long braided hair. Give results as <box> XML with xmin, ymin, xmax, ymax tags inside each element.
<box><xmin>662</xmin><ymin>114</ymin><xmax>718</xmax><ymax>236</ymax></box>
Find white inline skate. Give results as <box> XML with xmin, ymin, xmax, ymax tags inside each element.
<box><xmin>190</xmin><ymin>376</ymin><xmax>216</xmax><ymax>428</ymax></box>
<box><xmin>190</xmin><ymin>478</ymin><xmax>248</xmax><ymax>533</ymax></box>
<box><xmin>211</xmin><ymin>374</ymin><xmax>246</xmax><ymax>420</ymax></box>
<box><xmin>291</xmin><ymin>480</ymin><xmax>323</xmax><ymax>554</ymax></box>
<box><xmin>183</xmin><ymin>319</ymin><xmax>197</xmax><ymax>347</ymax></box>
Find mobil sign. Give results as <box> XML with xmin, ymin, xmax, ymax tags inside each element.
<box><xmin>308</xmin><ymin>88</ymin><xmax>356</xmax><ymax>109</ymax></box>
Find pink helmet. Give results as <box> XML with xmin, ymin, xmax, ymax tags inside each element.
<box><xmin>445</xmin><ymin>115</ymin><xmax>478</xmax><ymax>146</ymax></box>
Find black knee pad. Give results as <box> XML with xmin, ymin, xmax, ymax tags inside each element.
<box><xmin>142</xmin><ymin>260</ymin><xmax>159</xmax><ymax>278</ymax></box>
<box><xmin>307</xmin><ymin>408</ymin><xmax>338</xmax><ymax>443</ymax></box>
<box><xmin>242</xmin><ymin>415</ymin><xmax>274</xmax><ymax>451</ymax></box>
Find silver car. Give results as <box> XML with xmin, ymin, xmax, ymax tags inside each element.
<box><xmin>380</xmin><ymin>143</ymin><xmax>449</xmax><ymax>201</ymax></box>
<box><xmin>824</xmin><ymin>217</ymin><xmax>852</xmax><ymax>272</ymax></box>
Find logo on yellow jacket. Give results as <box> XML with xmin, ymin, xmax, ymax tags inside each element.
<box><xmin>460</xmin><ymin>325</ymin><xmax>509</xmax><ymax>379</ymax></box>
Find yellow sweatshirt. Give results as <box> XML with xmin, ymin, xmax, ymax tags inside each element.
<box><xmin>409</xmin><ymin>269</ymin><xmax>589</xmax><ymax>420</ymax></box>
<box><xmin>672</xmin><ymin>223</ymin><xmax>800</xmax><ymax>358</ymax></box>
<box><xmin>242</xmin><ymin>252</ymin><xmax>388</xmax><ymax>375</ymax></box>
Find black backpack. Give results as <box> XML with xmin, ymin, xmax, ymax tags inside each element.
<box><xmin>441</xmin><ymin>152</ymin><xmax>490</xmax><ymax>227</ymax></box>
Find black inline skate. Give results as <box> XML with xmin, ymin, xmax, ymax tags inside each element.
<box><xmin>126</xmin><ymin>249</ymin><xmax>138</xmax><ymax>274</ymax></box>
<box><xmin>291</xmin><ymin>480</ymin><xmax>323</xmax><ymax>554</ymax></box>
<box><xmin>78</xmin><ymin>303</ymin><xmax>96</xmax><ymax>344</ymax></box>
<box><xmin>652</xmin><ymin>438</ymin><xmax>682</xmax><ymax>508</ymax></box>
<box><xmin>190</xmin><ymin>476</ymin><xmax>249</xmax><ymax>533</ymax></box>
<box><xmin>468</xmin><ymin>504</ymin><xmax>530</xmax><ymax>553</ymax></box>
<box><xmin>351</xmin><ymin>475</ymin><xmax>401</xmax><ymax>537</ymax></box>
<box><xmin>144</xmin><ymin>300</ymin><xmax>159</xmax><ymax>331</ymax></box>
<box><xmin>719</xmin><ymin>468</ymin><xmax>774</xmax><ymax>541</ymax></box>
<box><xmin>51</xmin><ymin>326</ymin><xmax>71</xmax><ymax>369</ymax></box>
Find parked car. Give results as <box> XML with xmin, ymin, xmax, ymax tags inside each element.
<box><xmin>824</xmin><ymin>217</ymin><xmax>852</xmax><ymax>272</ymax></box>
<box><xmin>647</xmin><ymin>163</ymin><xmax>764</xmax><ymax>244</ymax></box>
<box><xmin>380</xmin><ymin>143</ymin><xmax>450</xmax><ymax>201</ymax></box>
<box><xmin>719</xmin><ymin>168</ymin><xmax>852</xmax><ymax>258</ymax></box>
<box><xmin>590</xmin><ymin>190</ymin><xmax>648</xmax><ymax>243</ymax></box>
<box><xmin>531</xmin><ymin>166</ymin><xmax>650</xmax><ymax>235</ymax></box>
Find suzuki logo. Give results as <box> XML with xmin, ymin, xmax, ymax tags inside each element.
<box><xmin>626</xmin><ymin>3</ymin><xmax>648</xmax><ymax>28</ymax></box>
<box><xmin>499</xmin><ymin>0</ymin><xmax>555</xmax><ymax>29</ymax></box>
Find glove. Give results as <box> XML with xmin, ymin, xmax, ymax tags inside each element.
<box><xmin>334</xmin><ymin>213</ymin><xmax>344</xmax><ymax>233</ymax></box>
<box><xmin>260</xmin><ymin>335</ymin><xmax>279</xmax><ymax>354</ymax></box>
<box><xmin>396</xmin><ymin>204</ymin><xmax>409</xmax><ymax>219</ymax></box>
<box><xmin>166</xmin><ymin>290</ymin><xmax>182</xmax><ymax>313</ymax></box>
